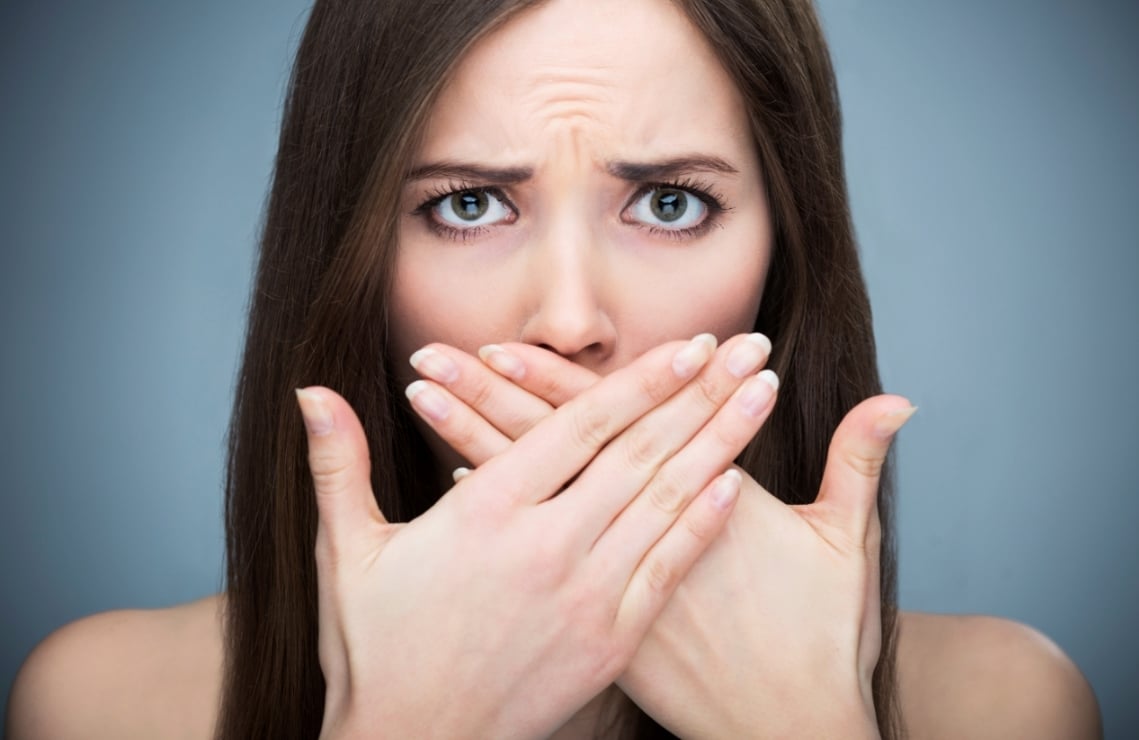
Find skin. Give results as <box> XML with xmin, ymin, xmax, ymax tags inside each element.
<box><xmin>390</xmin><ymin>0</ymin><xmax>770</xmax><ymax>476</ymax></box>
<box><xmin>392</xmin><ymin>3</ymin><xmax>894</xmax><ymax>731</ymax></box>
<box><xmin>5</xmin><ymin>0</ymin><xmax>1103</xmax><ymax>738</ymax></box>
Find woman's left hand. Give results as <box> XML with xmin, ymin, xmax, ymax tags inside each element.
<box><xmin>406</xmin><ymin>341</ymin><xmax>913</xmax><ymax>738</ymax></box>
<box><xmin>616</xmin><ymin>393</ymin><xmax>910</xmax><ymax>739</ymax></box>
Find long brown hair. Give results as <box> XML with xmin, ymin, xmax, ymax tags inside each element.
<box><xmin>218</xmin><ymin>1</ymin><xmax>901</xmax><ymax>738</ymax></box>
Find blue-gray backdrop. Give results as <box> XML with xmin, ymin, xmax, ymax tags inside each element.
<box><xmin>2</xmin><ymin>0</ymin><xmax>1136</xmax><ymax>735</ymax></box>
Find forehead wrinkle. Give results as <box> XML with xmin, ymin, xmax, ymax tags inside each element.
<box><xmin>518</xmin><ymin>73</ymin><xmax>615</xmax><ymax>128</ymax></box>
<box><xmin>499</xmin><ymin>67</ymin><xmax>615</xmax><ymax>177</ymax></box>
<box><xmin>421</xmin><ymin>0</ymin><xmax>757</xmax><ymax>182</ymax></box>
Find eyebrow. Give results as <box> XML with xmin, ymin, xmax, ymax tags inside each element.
<box><xmin>405</xmin><ymin>162</ymin><xmax>533</xmax><ymax>184</ymax></box>
<box><xmin>607</xmin><ymin>156</ymin><xmax>739</xmax><ymax>181</ymax></box>
<box><xmin>404</xmin><ymin>155</ymin><xmax>738</xmax><ymax>184</ymax></box>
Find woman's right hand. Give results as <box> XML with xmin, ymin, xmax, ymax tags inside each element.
<box><xmin>296</xmin><ymin>334</ymin><xmax>776</xmax><ymax>739</ymax></box>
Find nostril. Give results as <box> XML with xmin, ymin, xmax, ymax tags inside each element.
<box><xmin>534</xmin><ymin>341</ymin><xmax>606</xmax><ymax>363</ymax></box>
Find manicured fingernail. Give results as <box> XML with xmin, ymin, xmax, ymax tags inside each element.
<box><xmin>874</xmin><ymin>405</ymin><xmax>917</xmax><ymax>439</ymax></box>
<box><xmin>406</xmin><ymin>380</ymin><xmax>450</xmax><ymax>421</ymax></box>
<box><xmin>452</xmin><ymin>467</ymin><xmax>472</xmax><ymax>482</ymax></box>
<box><xmin>672</xmin><ymin>333</ymin><xmax>717</xmax><ymax>378</ymax></box>
<box><xmin>478</xmin><ymin>344</ymin><xmax>525</xmax><ymax>380</ymax></box>
<box><xmin>738</xmin><ymin>371</ymin><xmax>778</xmax><ymax>416</ymax></box>
<box><xmin>409</xmin><ymin>347</ymin><xmax>459</xmax><ymax>384</ymax></box>
<box><xmin>726</xmin><ymin>333</ymin><xmax>772</xmax><ymax>378</ymax></box>
<box><xmin>711</xmin><ymin>468</ymin><xmax>742</xmax><ymax>509</ymax></box>
<box><xmin>295</xmin><ymin>388</ymin><xmax>333</xmax><ymax>436</ymax></box>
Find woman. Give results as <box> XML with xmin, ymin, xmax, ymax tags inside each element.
<box><xmin>8</xmin><ymin>0</ymin><xmax>1101</xmax><ymax>738</ymax></box>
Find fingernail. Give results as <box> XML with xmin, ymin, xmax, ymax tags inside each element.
<box><xmin>874</xmin><ymin>405</ymin><xmax>917</xmax><ymax>439</ymax></box>
<box><xmin>757</xmin><ymin>369</ymin><xmax>779</xmax><ymax>392</ymax></box>
<box><xmin>726</xmin><ymin>333</ymin><xmax>772</xmax><ymax>378</ymax></box>
<box><xmin>478</xmin><ymin>344</ymin><xmax>525</xmax><ymax>380</ymax></box>
<box><xmin>672</xmin><ymin>333</ymin><xmax>717</xmax><ymax>378</ymax></box>
<box><xmin>406</xmin><ymin>380</ymin><xmax>450</xmax><ymax>421</ymax></box>
<box><xmin>711</xmin><ymin>468</ymin><xmax>742</xmax><ymax>509</ymax></box>
<box><xmin>409</xmin><ymin>347</ymin><xmax>459</xmax><ymax>384</ymax></box>
<box><xmin>738</xmin><ymin>372</ymin><xmax>777</xmax><ymax>417</ymax></box>
<box><xmin>295</xmin><ymin>388</ymin><xmax>333</xmax><ymax>436</ymax></box>
<box><xmin>452</xmin><ymin>467</ymin><xmax>472</xmax><ymax>483</ymax></box>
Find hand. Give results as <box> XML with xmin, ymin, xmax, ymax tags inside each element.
<box><xmin>298</xmin><ymin>336</ymin><xmax>771</xmax><ymax>739</ymax></box>
<box><xmin>618</xmin><ymin>395</ymin><xmax>911</xmax><ymax>739</ymax></box>
<box><xmin>408</xmin><ymin>339</ymin><xmax>911</xmax><ymax>738</ymax></box>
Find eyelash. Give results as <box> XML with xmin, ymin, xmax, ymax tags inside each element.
<box><xmin>410</xmin><ymin>181</ymin><xmax>515</xmax><ymax>242</ymax></box>
<box><xmin>627</xmin><ymin>177</ymin><xmax>728</xmax><ymax>241</ymax></box>
<box><xmin>410</xmin><ymin>178</ymin><xmax>730</xmax><ymax>242</ymax></box>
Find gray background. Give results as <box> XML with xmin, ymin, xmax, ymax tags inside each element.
<box><xmin>2</xmin><ymin>0</ymin><xmax>1136</xmax><ymax>735</ymax></box>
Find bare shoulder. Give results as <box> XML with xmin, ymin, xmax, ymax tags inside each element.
<box><xmin>895</xmin><ymin>610</ymin><xmax>1102</xmax><ymax>740</ymax></box>
<box><xmin>6</xmin><ymin>593</ymin><xmax>225</xmax><ymax>740</ymax></box>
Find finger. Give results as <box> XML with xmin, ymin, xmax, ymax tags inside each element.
<box><xmin>409</xmin><ymin>344</ymin><xmax>556</xmax><ymax>441</ymax></box>
<box><xmin>613</xmin><ymin>469</ymin><xmax>741</xmax><ymax>638</ymax></box>
<box><xmin>296</xmin><ymin>386</ymin><xmax>390</xmax><ymax>560</ymax></box>
<box><xmin>479</xmin><ymin>342</ymin><xmax>601</xmax><ymax>407</ymax></box>
<box><xmin>591</xmin><ymin>367</ymin><xmax>777</xmax><ymax>572</ymax></box>
<box><xmin>559</xmin><ymin>333</ymin><xmax>772</xmax><ymax>540</ymax></box>
<box><xmin>405</xmin><ymin>379</ymin><xmax>513</xmax><ymax>466</ymax></box>
<box><xmin>814</xmin><ymin>394</ymin><xmax>916</xmax><ymax>543</ymax></box>
<box><xmin>476</xmin><ymin>334</ymin><xmax>718</xmax><ymax>505</ymax></box>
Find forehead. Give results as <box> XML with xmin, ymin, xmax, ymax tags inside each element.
<box><xmin>417</xmin><ymin>0</ymin><xmax>753</xmax><ymax>164</ymax></box>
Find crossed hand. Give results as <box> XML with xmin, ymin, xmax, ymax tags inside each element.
<box><xmin>296</xmin><ymin>334</ymin><xmax>913</xmax><ymax>739</ymax></box>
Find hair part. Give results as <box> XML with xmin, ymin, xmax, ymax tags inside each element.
<box><xmin>219</xmin><ymin>1</ymin><xmax>901</xmax><ymax>738</ymax></box>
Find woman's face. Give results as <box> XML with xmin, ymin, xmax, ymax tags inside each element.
<box><xmin>393</xmin><ymin>0</ymin><xmax>772</xmax><ymax>379</ymax></box>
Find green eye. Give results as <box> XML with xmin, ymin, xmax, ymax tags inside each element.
<box><xmin>449</xmin><ymin>191</ymin><xmax>489</xmax><ymax>221</ymax></box>
<box><xmin>626</xmin><ymin>186</ymin><xmax>708</xmax><ymax>231</ymax></box>
<box><xmin>650</xmin><ymin>189</ymin><xmax>687</xmax><ymax>222</ymax></box>
<box><xmin>430</xmin><ymin>188</ymin><xmax>514</xmax><ymax>231</ymax></box>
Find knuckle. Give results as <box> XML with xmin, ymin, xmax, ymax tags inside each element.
<box><xmin>645</xmin><ymin>469</ymin><xmax>690</xmax><ymax>516</ymax></box>
<box><xmin>466</xmin><ymin>374</ymin><xmax>494</xmax><ymax>411</ymax></box>
<box><xmin>635</xmin><ymin>367</ymin><xmax>673</xmax><ymax>405</ymax></box>
<box><xmin>681</xmin><ymin>507</ymin><xmax>718</xmax><ymax>543</ymax></box>
<box><xmin>841</xmin><ymin>446</ymin><xmax>886</xmax><ymax>479</ymax></box>
<box><xmin>621</xmin><ymin>424</ymin><xmax>663</xmax><ymax>472</ymax></box>
<box><xmin>308</xmin><ymin>451</ymin><xmax>355</xmax><ymax>493</ymax></box>
<box><xmin>536</xmin><ymin>373</ymin><xmax>567</xmax><ymax>403</ymax></box>
<box><xmin>571</xmin><ymin>404</ymin><xmax>613</xmax><ymax>449</ymax></box>
<box><xmin>690</xmin><ymin>371</ymin><xmax>723</xmax><ymax>413</ymax></box>
<box><xmin>513</xmin><ymin>410</ymin><xmax>544</xmax><ymax>437</ymax></box>
<box><xmin>709</xmin><ymin>418</ymin><xmax>751</xmax><ymax>454</ymax></box>
<box><xmin>442</xmin><ymin>416</ymin><xmax>478</xmax><ymax>453</ymax></box>
<box><xmin>644</xmin><ymin>555</ymin><xmax>677</xmax><ymax>596</ymax></box>
<box><xmin>500</xmin><ymin>404</ymin><xmax>544</xmax><ymax>438</ymax></box>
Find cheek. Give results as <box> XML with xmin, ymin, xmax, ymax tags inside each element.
<box><xmin>616</xmin><ymin>239</ymin><xmax>770</xmax><ymax>345</ymax></box>
<box><xmin>389</xmin><ymin>250</ymin><xmax>520</xmax><ymax>366</ymax></box>
<box><xmin>692</xmin><ymin>266</ymin><xmax>767</xmax><ymax>336</ymax></box>
<box><xmin>389</xmin><ymin>255</ymin><xmax>444</xmax><ymax>378</ymax></box>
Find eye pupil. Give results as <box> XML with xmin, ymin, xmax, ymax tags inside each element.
<box><xmin>651</xmin><ymin>189</ymin><xmax>687</xmax><ymax>222</ymax></box>
<box><xmin>450</xmin><ymin>190</ymin><xmax>489</xmax><ymax>221</ymax></box>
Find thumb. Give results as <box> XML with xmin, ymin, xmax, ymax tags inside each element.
<box><xmin>296</xmin><ymin>386</ymin><xmax>390</xmax><ymax>560</ymax></box>
<box><xmin>814</xmin><ymin>394</ymin><xmax>916</xmax><ymax>542</ymax></box>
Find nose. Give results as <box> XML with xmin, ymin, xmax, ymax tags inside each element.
<box><xmin>518</xmin><ymin>227</ymin><xmax>616</xmax><ymax>364</ymax></box>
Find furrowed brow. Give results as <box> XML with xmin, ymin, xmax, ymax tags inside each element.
<box><xmin>405</xmin><ymin>161</ymin><xmax>534</xmax><ymax>184</ymax></box>
<box><xmin>606</xmin><ymin>156</ymin><xmax>739</xmax><ymax>182</ymax></box>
